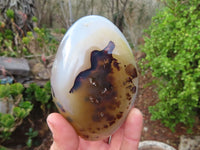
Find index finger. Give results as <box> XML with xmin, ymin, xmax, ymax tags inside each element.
<box><xmin>120</xmin><ymin>108</ymin><xmax>143</xmax><ymax>150</ymax></box>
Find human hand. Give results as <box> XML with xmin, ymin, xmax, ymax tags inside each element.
<box><xmin>47</xmin><ymin>108</ymin><xmax>143</xmax><ymax>150</ymax></box>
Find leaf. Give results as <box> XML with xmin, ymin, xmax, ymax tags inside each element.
<box><xmin>13</xmin><ymin>107</ymin><xmax>26</xmax><ymax>118</ymax></box>
<box><xmin>26</xmin><ymin>138</ymin><xmax>32</xmax><ymax>148</ymax></box>
<box><xmin>44</xmin><ymin>81</ymin><xmax>51</xmax><ymax>94</ymax></box>
<box><xmin>10</xmin><ymin>83</ymin><xmax>24</xmax><ymax>96</ymax></box>
<box><xmin>0</xmin><ymin>113</ymin><xmax>15</xmax><ymax>128</ymax></box>
<box><xmin>0</xmin><ymin>84</ymin><xmax>10</xmax><ymax>98</ymax></box>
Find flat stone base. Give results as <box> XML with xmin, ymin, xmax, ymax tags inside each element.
<box><xmin>0</xmin><ymin>57</ymin><xmax>30</xmax><ymax>76</ymax></box>
<box><xmin>139</xmin><ymin>141</ymin><xmax>176</xmax><ymax>150</ymax></box>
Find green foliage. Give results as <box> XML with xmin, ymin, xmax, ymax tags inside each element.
<box><xmin>25</xmin><ymin>128</ymin><xmax>38</xmax><ymax>148</ymax></box>
<box><xmin>22</xmin><ymin>37</ymin><xmax>31</xmax><ymax>45</ymax></box>
<box><xmin>44</xmin><ymin>81</ymin><xmax>51</xmax><ymax>95</ymax></box>
<box><xmin>140</xmin><ymin>0</ymin><xmax>200</xmax><ymax>131</ymax></box>
<box><xmin>0</xmin><ymin>81</ymin><xmax>52</xmax><ymax>144</ymax></box>
<box><xmin>10</xmin><ymin>83</ymin><xmax>24</xmax><ymax>96</ymax></box>
<box><xmin>0</xmin><ymin>114</ymin><xmax>15</xmax><ymax>140</ymax></box>
<box><xmin>54</xmin><ymin>28</ymin><xmax>66</xmax><ymax>34</ymax></box>
<box><xmin>33</xmin><ymin>27</ymin><xmax>59</xmax><ymax>54</ymax></box>
<box><xmin>32</xmin><ymin>16</ymin><xmax>38</xmax><ymax>23</ymax></box>
<box><xmin>6</xmin><ymin>9</ymin><xmax>14</xmax><ymax>19</ymax></box>
<box><xmin>60</xmin><ymin>28</ymin><xmax>67</xmax><ymax>34</ymax></box>
<box><xmin>0</xmin><ymin>83</ymin><xmax>33</xmax><ymax>141</ymax></box>
<box><xmin>4</xmin><ymin>29</ymin><xmax>13</xmax><ymax>40</ymax></box>
<box><xmin>25</xmin><ymin>81</ymin><xmax>52</xmax><ymax>112</ymax></box>
<box><xmin>0</xmin><ymin>146</ymin><xmax>6</xmax><ymax>150</ymax></box>
<box><xmin>13</xmin><ymin>101</ymin><xmax>33</xmax><ymax>119</ymax></box>
<box><xmin>0</xmin><ymin>14</ymin><xmax>59</xmax><ymax>57</ymax></box>
<box><xmin>0</xmin><ymin>83</ymin><xmax>24</xmax><ymax>98</ymax></box>
<box><xmin>0</xmin><ymin>84</ymin><xmax>10</xmax><ymax>98</ymax></box>
<box><xmin>35</xmin><ymin>87</ymin><xmax>51</xmax><ymax>104</ymax></box>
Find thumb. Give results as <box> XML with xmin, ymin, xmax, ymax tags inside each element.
<box><xmin>47</xmin><ymin>113</ymin><xmax>79</xmax><ymax>150</ymax></box>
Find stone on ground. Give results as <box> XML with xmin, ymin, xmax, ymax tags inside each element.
<box><xmin>179</xmin><ymin>135</ymin><xmax>200</xmax><ymax>150</ymax></box>
<box><xmin>0</xmin><ymin>57</ymin><xmax>30</xmax><ymax>76</ymax></box>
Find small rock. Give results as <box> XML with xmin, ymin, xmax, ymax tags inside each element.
<box><xmin>179</xmin><ymin>135</ymin><xmax>200</xmax><ymax>150</ymax></box>
<box><xmin>144</xmin><ymin>126</ymin><xmax>148</xmax><ymax>132</ymax></box>
<box><xmin>134</xmin><ymin>51</ymin><xmax>146</xmax><ymax>62</ymax></box>
<box><xmin>32</xmin><ymin>63</ymin><xmax>50</xmax><ymax>80</ymax></box>
<box><xmin>0</xmin><ymin>75</ymin><xmax>14</xmax><ymax>84</ymax></box>
<box><xmin>0</xmin><ymin>101</ymin><xmax>13</xmax><ymax>114</ymax></box>
<box><xmin>0</xmin><ymin>57</ymin><xmax>30</xmax><ymax>76</ymax></box>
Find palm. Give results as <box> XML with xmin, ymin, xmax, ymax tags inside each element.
<box><xmin>47</xmin><ymin>108</ymin><xmax>143</xmax><ymax>150</ymax></box>
<box><xmin>78</xmin><ymin>139</ymin><xmax>112</xmax><ymax>150</ymax></box>
<box><xmin>78</xmin><ymin>126</ymin><xmax>124</xmax><ymax>150</ymax></box>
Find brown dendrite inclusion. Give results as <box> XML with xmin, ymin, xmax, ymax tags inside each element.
<box><xmin>69</xmin><ymin>41</ymin><xmax>119</xmax><ymax>93</ymax></box>
<box><xmin>67</xmin><ymin>41</ymin><xmax>138</xmax><ymax>140</ymax></box>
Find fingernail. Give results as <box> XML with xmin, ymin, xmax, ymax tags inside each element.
<box><xmin>132</xmin><ymin>108</ymin><xmax>142</xmax><ymax>115</ymax></box>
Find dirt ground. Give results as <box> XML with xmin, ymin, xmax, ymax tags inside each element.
<box><xmin>135</xmin><ymin>69</ymin><xmax>182</xmax><ymax>149</ymax></box>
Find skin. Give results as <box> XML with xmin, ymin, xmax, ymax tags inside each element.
<box><xmin>47</xmin><ymin>108</ymin><xmax>143</xmax><ymax>150</ymax></box>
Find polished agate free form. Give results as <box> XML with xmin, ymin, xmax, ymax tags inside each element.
<box><xmin>51</xmin><ymin>15</ymin><xmax>138</xmax><ymax>140</ymax></box>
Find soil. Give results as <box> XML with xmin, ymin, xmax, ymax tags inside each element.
<box><xmin>2</xmin><ymin>52</ymin><xmax>200</xmax><ymax>150</ymax></box>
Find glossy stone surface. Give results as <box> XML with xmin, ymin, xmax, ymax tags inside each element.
<box><xmin>51</xmin><ymin>15</ymin><xmax>138</xmax><ymax>141</ymax></box>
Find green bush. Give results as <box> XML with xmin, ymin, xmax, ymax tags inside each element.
<box><xmin>13</xmin><ymin>101</ymin><xmax>33</xmax><ymax>119</ymax></box>
<box><xmin>0</xmin><ymin>83</ymin><xmax>33</xmax><ymax>141</ymax></box>
<box><xmin>33</xmin><ymin>27</ymin><xmax>59</xmax><ymax>54</ymax></box>
<box><xmin>140</xmin><ymin>0</ymin><xmax>200</xmax><ymax>131</ymax></box>
<box><xmin>32</xmin><ymin>16</ymin><xmax>38</xmax><ymax>23</ymax></box>
<box><xmin>6</xmin><ymin>9</ymin><xmax>14</xmax><ymax>19</ymax></box>
<box><xmin>0</xmin><ymin>81</ymin><xmax>51</xmax><ymax>143</ymax></box>
<box><xmin>25</xmin><ymin>81</ymin><xmax>52</xmax><ymax>112</ymax></box>
<box><xmin>0</xmin><ymin>83</ymin><xmax>24</xmax><ymax>98</ymax></box>
<box><xmin>0</xmin><ymin>114</ymin><xmax>15</xmax><ymax>139</ymax></box>
<box><xmin>0</xmin><ymin>12</ymin><xmax>59</xmax><ymax>57</ymax></box>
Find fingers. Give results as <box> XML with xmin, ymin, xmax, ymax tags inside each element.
<box><xmin>79</xmin><ymin>138</ymin><xmax>109</xmax><ymax>150</ymax></box>
<box><xmin>109</xmin><ymin>123</ymin><xmax>124</xmax><ymax>149</ymax></box>
<box><xmin>47</xmin><ymin>113</ymin><xmax>79</xmax><ymax>150</ymax></box>
<box><xmin>46</xmin><ymin>109</ymin><xmax>143</xmax><ymax>150</ymax></box>
<box><xmin>120</xmin><ymin>108</ymin><xmax>143</xmax><ymax>150</ymax></box>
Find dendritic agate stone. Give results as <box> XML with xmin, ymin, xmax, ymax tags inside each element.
<box><xmin>51</xmin><ymin>15</ymin><xmax>138</xmax><ymax>141</ymax></box>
